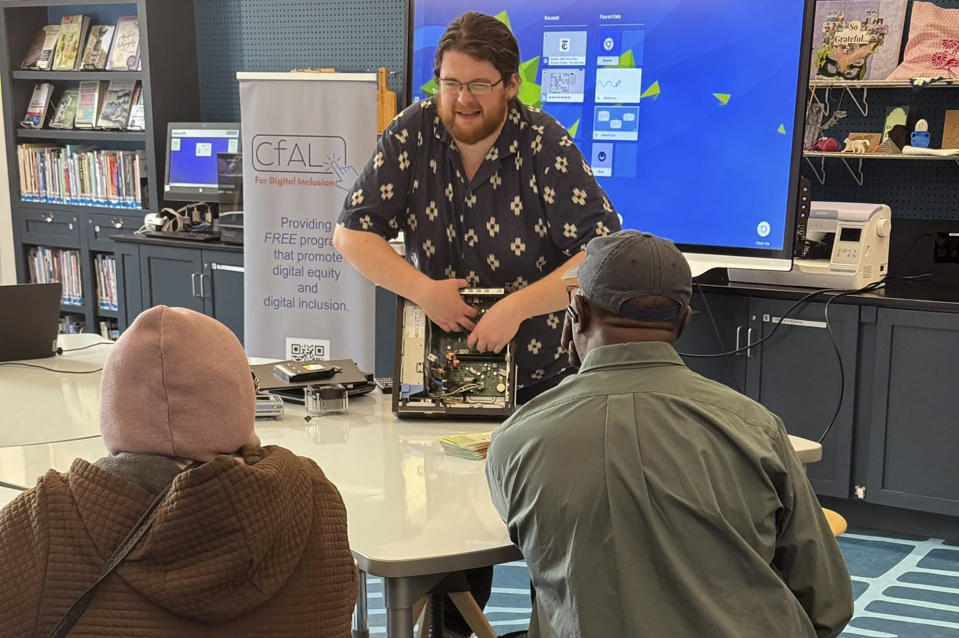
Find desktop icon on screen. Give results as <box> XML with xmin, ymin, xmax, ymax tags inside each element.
<box><xmin>598</xmin><ymin>30</ymin><xmax>621</xmax><ymax>65</ymax></box>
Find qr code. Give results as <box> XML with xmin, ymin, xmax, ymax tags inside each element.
<box><xmin>286</xmin><ymin>337</ymin><xmax>331</xmax><ymax>362</ymax></box>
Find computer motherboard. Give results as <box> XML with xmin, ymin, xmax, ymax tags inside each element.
<box><xmin>393</xmin><ymin>288</ymin><xmax>517</xmax><ymax>417</ymax></box>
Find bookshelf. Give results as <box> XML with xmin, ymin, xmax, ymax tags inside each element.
<box><xmin>0</xmin><ymin>0</ymin><xmax>199</xmax><ymax>337</ymax></box>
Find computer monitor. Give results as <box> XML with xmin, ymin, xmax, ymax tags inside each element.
<box><xmin>163</xmin><ymin>122</ymin><xmax>241</xmax><ymax>203</ymax></box>
<box><xmin>408</xmin><ymin>1</ymin><xmax>814</xmax><ymax>275</ymax></box>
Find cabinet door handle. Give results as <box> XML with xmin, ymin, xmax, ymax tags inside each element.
<box><xmin>199</xmin><ymin>273</ymin><xmax>208</xmax><ymax>298</ymax></box>
<box><xmin>191</xmin><ymin>272</ymin><xmax>199</xmax><ymax>297</ymax></box>
<box><xmin>746</xmin><ymin>327</ymin><xmax>754</xmax><ymax>359</ymax></box>
<box><xmin>735</xmin><ymin>325</ymin><xmax>743</xmax><ymax>356</ymax></box>
<box><xmin>209</xmin><ymin>263</ymin><xmax>244</xmax><ymax>273</ymax></box>
<box><xmin>41</xmin><ymin>214</ymin><xmax>53</xmax><ymax>223</ymax></box>
<box><xmin>111</xmin><ymin>218</ymin><xmax>124</xmax><ymax>229</ymax></box>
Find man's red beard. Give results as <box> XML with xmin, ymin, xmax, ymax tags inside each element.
<box><xmin>436</xmin><ymin>92</ymin><xmax>509</xmax><ymax>145</ymax></box>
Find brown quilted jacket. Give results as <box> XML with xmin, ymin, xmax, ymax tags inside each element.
<box><xmin>0</xmin><ymin>445</ymin><xmax>357</xmax><ymax>637</ymax></box>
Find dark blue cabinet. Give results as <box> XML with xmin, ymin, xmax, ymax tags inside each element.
<box><xmin>746</xmin><ymin>298</ymin><xmax>858</xmax><ymax>499</ymax></box>
<box><xmin>114</xmin><ymin>237</ymin><xmax>244</xmax><ymax>343</ymax></box>
<box><xmin>867</xmin><ymin>308</ymin><xmax>959</xmax><ymax>517</ymax></box>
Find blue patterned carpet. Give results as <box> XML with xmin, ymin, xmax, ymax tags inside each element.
<box><xmin>360</xmin><ymin>528</ymin><xmax>959</xmax><ymax>636</ymax></box>
<box><xmin>839</xmin><ymin>530</ymin><xmax>959</xmax><ymax>638</ymax></box>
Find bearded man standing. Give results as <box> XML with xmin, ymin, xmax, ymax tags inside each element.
<box><xmin>335</xmin><ymin>11</ymin><xmax>620</xmax><ymax>399</ymax></box>
<box><xmin>334</xmin><ymin>12</ymin><xmax>620</xmax><ymax>636</ymax></box>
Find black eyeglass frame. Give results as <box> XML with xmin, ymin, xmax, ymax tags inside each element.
<box><xmin>435</xmin><ymin>77</ymin><xmax>505</xmax><ymax>95</ymax></box>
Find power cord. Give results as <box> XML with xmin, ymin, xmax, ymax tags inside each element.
<box><xmin>815</xmin><ymin>273</ymin><xmax>931</xmax><ymax>443</ymax></box>
<box><xmin>682</xmin><ymin>273</ymin><xmax>933</xmax><ymax>445</ymax></box>
<box><xmin>0</xmin><ymin>362</ymin><xmax>103</xmax><ymax>374</ymax></box>
<box><xmin>0</xmin><ymin>434</ymin><xmax>102</xmax><ymax>450</ymax></box>
<box><xmin>682</xmin><ymin>285</ymin><xmax>845</xmax><ymax>359</ymax></box>
<box><xmin>61</xmin><ymin>341</ymin><xmax>115</xmax><ymax>353</ymax></box>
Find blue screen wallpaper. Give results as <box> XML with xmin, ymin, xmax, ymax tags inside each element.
<box><xmin>411</xmin><ymin>1</ymin><xmax>808</xmax><ymax>253</ymax></box>
<box><xmin>169</xmin><ymin>136</ymin><xmax>237</xmax><ymax>187</ymax></box>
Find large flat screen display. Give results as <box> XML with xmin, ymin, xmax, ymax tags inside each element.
<box><xmin>409</xmin><ymin>1</ymin><xmax>814</xmax><ymax>273</ymax></box>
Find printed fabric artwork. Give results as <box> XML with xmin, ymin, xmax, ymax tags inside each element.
<box><xmin>811</xmin><ymin>0</ymin><xmax>907</xmax><ymax>81</ymax></box>
<box><xmin>931</xmin><ymin>39</ymin><xmax>959</xmax><ymax>76</ymax></box>
<box><xmin>887</xmin><ymin>1</ymin><xmax>959</xmax><ymax>80</ymax></box>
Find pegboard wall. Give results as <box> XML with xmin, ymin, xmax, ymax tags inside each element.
<box><xmin>194</xmin><ymin>0</ymin><xmax>407</xmax><ymax>122</ymax></box>
<box><xmin>803</xmin><ymin>85</ymin><xmax>959</xmax><ymax>220</ymax></box>
<box><xmin>802</xmin><ymin>0</ymin><xmax>959</xmax><ymax>222</ymax></box>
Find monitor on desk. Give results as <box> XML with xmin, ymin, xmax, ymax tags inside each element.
<box><xmin>0</xmin><ymin>283</ymin><xmax>61</xmax><ymax>362</ymax></box>
<box><xmin>408</xmin><ymin>0</ymin><xmax>815</xmax><ymax>275</ymax></box>
<box><xmin>163</xmin><ymin>122</ymin><xmax>241</xmax><ymax>203</ymax></box>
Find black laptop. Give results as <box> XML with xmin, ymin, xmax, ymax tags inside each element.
<box><xmin>0</xmin><ymin>283</ymin><xmax>61</xmax><ymax>361</ymax></box>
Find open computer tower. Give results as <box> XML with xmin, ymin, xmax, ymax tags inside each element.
<box><xmin>392</xmin><ymin>288</ymin><xmax>517</xmax><ymax>418</ymax></box>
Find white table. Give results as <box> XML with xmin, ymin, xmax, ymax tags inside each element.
<box><xmin>0</xmin><ymin>336</ymin><xmax>518</xmax><ymax>637</ymax></box>
<box><xmin>0</xmin><ymin>486</ymin><xmax>21</xmax><ymax>508</ymax></box>
<box><xmin>0</xmin><ymin>333</ymin><xmax>109</xmax><ymax>446</ymax></box>
<box><xmin>789</xmin><ymin>434</ymin><xmax>822</xmax><ymax>464</ymax></box>
<box><xmin>0</xmin><ymin>335</ymin><xmax>824</xmax><ymax>637</ymax></box>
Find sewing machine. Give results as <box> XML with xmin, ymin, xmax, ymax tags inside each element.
<box><xmin>729</xmin><ymin>202</ymin><xmax>891</xmax><ymax>290</ymax></box>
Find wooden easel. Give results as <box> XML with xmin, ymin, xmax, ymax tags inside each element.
<box><xmin>377</xmin><ymin>66</ymin><xmax>397</xmax><ymax>134</ymax></box>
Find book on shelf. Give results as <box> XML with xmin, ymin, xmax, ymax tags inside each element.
<box><xmin>74</xmin><ymin>80</ymin><xmax>106</xmax><ymax>129</ymax></box>
<box><xmin>17</xmin><ymin>143</ymin><xmax>145</xmax><ymax>209</ymax></box>
<box><xmin>16</xmin><ymin>143</ymin><xmax>55</xmax><ymax>201</ymax></box>
<box><xmin>810</xmin><ymin>0</ymin><xmax>907</xmax><ymax>82</ymax></box>
<box><xmin>94</xmin><ymin>253</ymin><xmax>118</xmax><ymax>312</ymax></box>
<box><xmin>49</xmin><ymin>88</ymin><xmax>80</xmax><ymax>129</ymax></box>
<box><xmin>32</xmin><ymin>25</ymin><xmax>62</xmax><ymax>71</ymax></box>
<box><xmin>106</xmin><ymin>16</ymin><xmax>139</xmax><ymax>71</ymax></box>
<box><xmin>60</xmin><ymin>315</ymin><xmax>86</xmax><ymax>335</ymax></box>
<box><xmin>28</xmin><ymin>246</ymin><xmax>83</xmax><ymax>306</ymax></box>
<box><xmin>98</xmin><ymin>319</ymin><xmax>120</xmax><ymax>340</ymax></box>
<box><xmin>96</xmin><ymin>80</ymin><xmax>137</xmax><ymax>129</ymax></box>
<box><xmin>126</xmin><ymin>83</ymin><xmax>145</xmax><ymax>131</ymax></box>
<box><xmin>51</xmin><ymin>14</ymin><xmax>90</xmax><ymax>71</ymax></box>
<box><xmin>21</xmin><ymin>83</ymin><xmax>55</xmax><ymax>129</ymax></box>
<box><xmin>21</xmin><ymin>25</ymin><xmax>59</xmax><ymax>70</ymax></box>
<box><xmin>79</xmin><ymin>24</ymin><xmax>115</xmax><ymax>70</ymax></box>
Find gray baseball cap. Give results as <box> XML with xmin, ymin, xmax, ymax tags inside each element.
<box><xmin>563</xmin><ymin>230</ymin><xmax>692</xmax><ymax>321</ymax></box>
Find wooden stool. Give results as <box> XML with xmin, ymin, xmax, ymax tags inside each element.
<box><xmin>411</xmin><ymin>575</ymin><xmax>498</xmax><ymax>638</ymax></box>
<box><xmin>822</xmin><ymin>508</ymin><xmax>847</xmax><ymax>536</ymax></box>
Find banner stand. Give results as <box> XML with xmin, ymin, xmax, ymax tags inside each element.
<box><xmin>238</xmin><ymin>72</ymin><xmax>377</xmax><ymax>371</ymax></box>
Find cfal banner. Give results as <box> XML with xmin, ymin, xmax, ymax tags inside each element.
<box><xmin>238</xmin><ymin>72</ymin><xmax>376</xmax><ymax>370</ymax></box>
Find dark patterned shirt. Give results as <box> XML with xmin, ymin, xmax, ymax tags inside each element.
<box><xmin>338</xmin><ymin>98</ymin><xmax>621</xmax><ymax>390</ymax></box>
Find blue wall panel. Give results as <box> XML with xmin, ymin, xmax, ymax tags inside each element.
<box><xmin>195</xmin><ymin>0</ymin><xmax>407</xmax><ymax>122</ymax></box>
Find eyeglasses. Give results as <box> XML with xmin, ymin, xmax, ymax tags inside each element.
<box><xmin>565</xmin><ymin>284</ymin><xmax>580</xmax><ymax>322</ymax></box>
<box><xmin>437</xmin><ymin>78</ymin><xmax>504</xmax><ymax>95</ymax></box>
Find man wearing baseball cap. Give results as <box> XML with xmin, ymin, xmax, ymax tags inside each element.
<box><xmin>486</xmin><ymin>231</ymin><xmax>852</xmax><ymax>638</ymax></box>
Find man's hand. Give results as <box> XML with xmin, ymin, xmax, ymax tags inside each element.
<box><xmin>416</xmin><ymin>279</ymin><xmax>478</xmax><ymax>332</ymax></box>
<box><xmin>468</xmin><ymin>295</ymin><xmax>525</xmax><ymax>353</ymax></box>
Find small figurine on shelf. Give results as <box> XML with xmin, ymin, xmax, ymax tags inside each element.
<box><xmin>842</xmin><ymin>137</ymin><xmax>871</xmax><ymax>153</ymax></box>
<box><xmin>911</xmin><ymin>119</ymin><xmax>931</xmax><ymax>148</ymax></box>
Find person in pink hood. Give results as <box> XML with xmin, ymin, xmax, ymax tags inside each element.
<box><xmin>0</xmin><ymin>306</ymin><xmax>357</xmax><ymax>637</ymax></box>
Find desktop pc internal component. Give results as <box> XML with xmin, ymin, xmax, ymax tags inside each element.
<box><xmin>393</xmin><ymin>288</ymin><xmax>517</xmax><ymax>418</ymax></box>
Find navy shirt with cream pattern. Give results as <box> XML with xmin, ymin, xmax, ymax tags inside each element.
<box><xmin>338</xmin><ymin>98</ymin><xmax>621</xmax><ymax>390</ymax></box>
